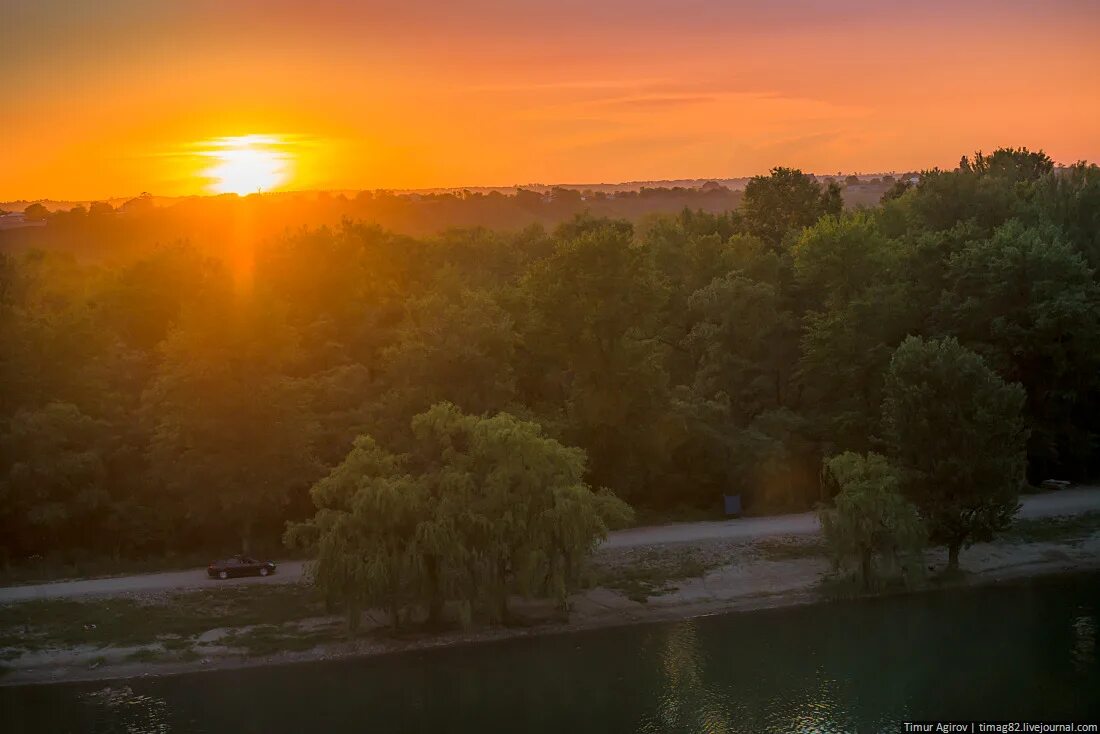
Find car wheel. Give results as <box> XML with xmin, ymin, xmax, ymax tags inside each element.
<box><xmin>218</xmin><ymin>570</ymin><xmax>228</xmax><ymax>580</ymax></box>
<box><xmin>259</xmin><ymin>567</ymin><xmax>269</xmax><ymax>577</ymax></box>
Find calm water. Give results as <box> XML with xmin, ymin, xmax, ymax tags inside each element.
<box><xmin>2</xmin><ymin>574</ymin><xmax>1098</xmax><ymax>733</ymax></box>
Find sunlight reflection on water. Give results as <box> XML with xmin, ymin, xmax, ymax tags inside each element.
<box><xmin>81</xmin><ymin>685</ymin><xmax>172</xmax><ymax>734</ymax></box>
<box><xmin>1072</xmin><ymin>608</ymin><xmax>1096</xmax><ymax>672</ymax></box>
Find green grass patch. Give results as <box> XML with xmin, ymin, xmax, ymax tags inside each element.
<box><xmin>160</xmin><ymin>636</ymin><xmax>196</xmax><ymax>651</ymax></box>
<box><xmin>0</xmin><ymin>584</ymin><xmax>324</xmax><ymax>652</ymax></box>
<box><xmin>589</xmin><ymin>548</ymin><xmax>719</xmax><ymax>603</ymax></box>
<box><xmin>753</xmin><ymin>537</ymin><xmax>825</xmax><ymax>561</ymax></box>
<box><xmin>125</xmin><ymin>647</ymin><xmax>167</xmax><ymax>663</ymax></box>
<box><xmin>222</xmin><ymin>624</ymin><xmax>337</xmax><ymax>656</ymax></box>
<box><xmin>1000</xmin><ymin>512</ymin><xmax>1100</xmax><ymax>544</ymax></box>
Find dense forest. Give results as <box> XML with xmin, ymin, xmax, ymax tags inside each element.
<box><xmin>2</xmin><ymin>148</ymin><xmax>1099</xmax><ymax>568</ymax></box>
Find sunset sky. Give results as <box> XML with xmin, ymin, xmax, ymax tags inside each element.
<box><xmin>3</xmin><ymin>0</ymin><xmax>1099</xmax><ymax>201</ymax></box>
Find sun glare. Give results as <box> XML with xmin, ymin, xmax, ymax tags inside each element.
<box><xmin>200</xmin><ymin>135</ymin><xmax>290</xmax><ymax>195</ymax></box>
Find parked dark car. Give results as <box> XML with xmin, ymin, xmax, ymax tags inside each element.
<box><xmin>207</xmin><ymin>555</ymin><xmax>277</xmax><ymax>580</ymax></box>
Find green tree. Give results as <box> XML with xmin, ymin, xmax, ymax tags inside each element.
<box><xmin>145</xmin><ymin>298</ymin><xmax>316</xmax><ymax>553</ymax></box>
<box><xmin>374</xmin><ymin>288</ymin><xmax>517</xmax><ymax>438</ymax></box>
<box><xmin>882</xmin><ymin>337</ymin><xmax>1029</xmax><ymax>570</ymax></box>
<box><xmin>964</xmin><ymin>147</ymin><xmax>1053</xmax><ymax>184</ymax></box>
<box><xmin>284</xmin><ymin>435</ymin><xmax>424</xmax><ymax>630</ymax></box>
<box><xmin>0</xmin><ymin>403</ymin><xmax>108</xmax><ymax>559</ymax></box>
<box><xmin>685</xmin><ymin>273</ymin><xmax>797</xmax><ymax>422</ymax></box>
<box><xmin>793</xmin><ymin>212</ymin><xmax>894</xmax><ymax>311</ymax></box>
<box><xmin>819</xmin><ymin>452</ymin><xmax>924</xmax><ymax>589</ymax></box>
<box><xmin>1030</xmin><ymin>162</ymin><xmax>1100</xmax><ymax>271</ymax></box>
<box><xmin>514</xmin><ymin>221</ymin><xmax>673</xmax><ymax>505</ymax></box>
<box><xmin>287</xmin><ymin>403</ymin><xmax>632</xmax><ymax>630</ymax></box>
<box><xmin>940</xmin><ymin>221</ymin><xmax>1100</xmax><ymax>479</ymax></box>
<box><xmin>741</xmin><ymin>167</ymin><xmax>842</xmax><ymax>248</ymax></box>
<box><xmin>795</xmin><ymin>214</ymin><xmax>912</xmax><ymax>453</ymax></box>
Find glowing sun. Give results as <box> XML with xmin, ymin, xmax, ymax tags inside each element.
<box><xmin>200</xmin><ymin>135</ymin><xmax>290</xmax><ymax>194</ymax></box>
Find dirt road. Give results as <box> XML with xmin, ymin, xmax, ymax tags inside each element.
<box><xmin>2</xmin><ymin>487</ymin><xmax>1097</xmax><ymax>604</ymax></box>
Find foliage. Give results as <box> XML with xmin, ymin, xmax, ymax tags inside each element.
<box><xmin>882</xmin><ymin>336</ymin><xmax>1029</xmax><ymax>569</ymax></box>
<box><xmin>286</xmin><ymin>403</ymin><xmax>632</xmax><ymax>629</ymax></box>
<box><xmin>818</xmin><ymin>452</ymin><xmax>924</xmax><ymax>588</ymax></box>
<box><xmin>0</xmin><ymin>145</ymin><xmax>1097</xmax><ymax>570</ymax></box>
<box><xmin>740</xmin><ymin>167</ymin><xmax>842</xmax><ymax>247</ymax></box>
<box><xmin>144</xmin><ymin>297</ymin><xmax>317</xmax><ymax>552</ymax></box>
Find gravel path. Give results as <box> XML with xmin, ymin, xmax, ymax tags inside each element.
<box><xmin>2</xmin><ymin>487</ymin><xmax>1097</xmax><ymax>604</ymax></box>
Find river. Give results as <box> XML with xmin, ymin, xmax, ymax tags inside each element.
<box><xmin>2</xmin><ymin>573</ymin><xmax>1097</xmax><ymax>733</ymax></box>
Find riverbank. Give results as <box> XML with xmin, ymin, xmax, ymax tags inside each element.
<box><xmin>2</xmin><ymin>511</ymin><xmax>1098</xmax><ymax>687</ymax></box>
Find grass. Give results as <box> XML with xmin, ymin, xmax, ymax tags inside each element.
<box><xmin>1000</xmin><ymin>512</ymin><xmax>1100</xmax><ymax>544</ymax></box>
<box><xmin>0</xmin><ymin>584</ymin><xmax>325</xmax><ymax>653</ymax></box>
<box><xmin>752</xmin><ymin>537</ymin><xmax>825</xmax><ymax>561</ymax></box>
<box><xmin>221</xmin><ymin>624</ymin><xmax>339</xmax><ymax>656</ymax></box>
<box><xmin>125</xmin><ymin>647</ymin><xmax>167</xmax><ymax>663</ymax></box>
<box><xmin>161</xmin><ymin>636</ymin><xmax>196</xmax><ymax>651</ymax></box>
<box><xmin>589</xmin><ymin>547</ymin><xmax>720</xmax><ymax>603</ymax></box>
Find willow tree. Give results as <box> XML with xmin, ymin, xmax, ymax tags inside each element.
<box><xmin>284</xmin><ymin>436</ymin><xmax>425</xmax><ymax>630</ymax></box>
<box><xmin>409</xmin><ymin>403</ymin><xmax>634</xmax><ymax>623</ymax></box>
<box><xmin>289</xmin><ymin>402</ymin><xmax>632</xmax><ymax>630</ymax></box>
<box><xmin>819</xmin><ymin>452</ymin><xmax>924</xmax><ymax>589</ymax></box>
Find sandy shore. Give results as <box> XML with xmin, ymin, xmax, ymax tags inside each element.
<box><xmin>3</xmin><ymin>525</ymin><xmax>1098</xmax><ymax>688</ymax></box>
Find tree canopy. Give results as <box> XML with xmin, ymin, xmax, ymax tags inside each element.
<box><xmin>882</xmin><ymin>336</ymin><xmax>1029</xmax><ymax>569</ymax></box>
<box><xmin>0</xmin><ymin>147</ymin><xmax>1096</xmax><ymax>572</ymax></box>
<box><xmin>286</xmin><ymin>403</ymin><xmax>631</xmax><ymax>628</ymax></box>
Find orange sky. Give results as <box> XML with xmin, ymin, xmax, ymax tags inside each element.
<box><xmin>3</xmin><ymin>0</ymin><xmax>1099</xmax><ymax>201</ymax></box>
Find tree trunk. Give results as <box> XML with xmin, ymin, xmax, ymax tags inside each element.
<box><xmin>860</xmin><ymin>548</ymin><xmax>873</xmax><ymax>590</ymax></box>
<box><xmin>947</xmin><ymin>542</ymin><xmax>961</xmax><ymax>571</ymax></box>
<box><xmin>426</xmin><ymin>556</ymin><xmax>443</xmax><ymax>627</ymax></box>
<box><xmin>497</xmin><ymin>559</ymin><xmax>510</xmax><ymax>625</ymax></box>
<box><xmin>389</xmin><ymin>601</ymin><xmax>401</xmax><ymax>631</ymax></box>
<box><xmin>346</xmin><ymin>601</ymin><xmax>361</xmax><ymax>634</ymax></box>
<box><xmin>388</xmin><ymin>579</ymin><xmax>402</xmax><ymax>631</ymax></box>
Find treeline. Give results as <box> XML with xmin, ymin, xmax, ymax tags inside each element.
<box><xmin>0</xmin><ymin>184</ymin><xmax>745</xmax><ymax>261</ymax></box>
<box><xmin>1</xmin><ymin>148</ymin><xmax>1099</xmax><ymax>566</ymax></box>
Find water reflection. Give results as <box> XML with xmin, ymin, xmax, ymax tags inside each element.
<box><xmin>1071</xmin><ymin>607</ymin><xmax>1096</xmax><ymax>673</ymax></box>
<box><xmin>783</xmin><ymin>672</ymin><xmax>847</xmax><ymax>734</ymax></box>
<box><xmin>642</xmin><ymin>620</ymin><xmax>732</xmax><ymax>733</ymax></box>
<box><xmin>81</xmin><ymin>685</ymin><xmax>172</xmax><ymax>734</ymax></box>
<box><xmin>2</xmin><ymin>574</ymin><xmax>1098</xmax><ymax>733</ymax></box>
